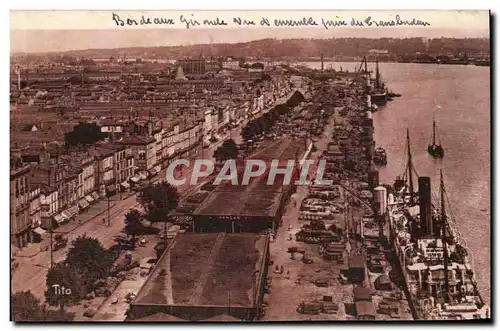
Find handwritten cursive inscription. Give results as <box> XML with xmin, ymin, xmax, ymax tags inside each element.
<box><xmin>111</xmin><ymin>13</ymin><xmax>431</xmax><ymax>30</ymax></box>
<box><xmin>203</xmin><ymin>17</ymin><xmax>228</xmax><ymax>26</ymax></box>
<box><xmin>364</xmin><ymin>15</ymin><xmax>430</xmax><ymax>27</ymax></box>
<box><xmin>322</xmin><ymin>17</ymin><xmax>348</xmax><ymax>29</ymax></box>
<box><xmin>179</xmin><ymin>14</ymin><xmax>200</xmax><ymax>29</ymax></box>
<box><xmin>112</xmin><ymin>13</ymin><xmax>174</xmax><ymax>26</ymax></box>
<box><xmin>180</xmin><ymin>14</ymin><xmax>227</xmax><ymax>28</ymax></box>
<box><xmin>274</xmin><ymin>17</ymin><xmax>318</xmax><ymax>27</ymax></box>
<box><xmin>233</xmin><ymin>17</ymin><xmax>256</xmax><ymax>26</ymax></box>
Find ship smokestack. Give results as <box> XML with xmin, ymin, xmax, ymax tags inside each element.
<box><xmin>418</xmin><ymin>176</ymin><xmax>433</xmax><ymax>237</ymax></box>
<box><xmin>368</xmin><ymin>170</ymin><xmax>379</xmax><ymax>189</ymax></box>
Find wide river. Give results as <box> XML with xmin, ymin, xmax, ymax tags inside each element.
<box><xmin>303</xmin><ymin>61</ymin><xmax>491</xmax><ymax>304</ymax></box>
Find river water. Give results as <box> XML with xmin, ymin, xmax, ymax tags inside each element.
<box><xmin>302</xmin><ymin>61</ymin><xmax>491</xmax><ymax>304</ymax></box>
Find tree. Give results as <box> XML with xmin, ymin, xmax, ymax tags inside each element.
<box><xmin>67</xmin><ymin>75</ymin><xmax>82</xmax><ymax>85</ymax></box>
<box><xmin>64</xmin><ymin>123</ymin><xmax>106</xmax><ymax>147</ymax></box>
<box><xmin>286</xmin><ymin>91</ymin><xmax>305</xmax><ymax>107</ymax></box>
<box><xmin>43</xmin><ymin>309</ymin><xmax>75</xmax><ymax>322</ymax></box>
<box><xmin>45</xmin><ymin>262</ymin><xmax>82</xmax><ymax>312</ymax></box>
<box><xmin>12</xmin><ymin>291</ymin><xmax>75</xmax><ymax>322</ymax></box>
<box><xmin>12</xmin><ymin>291</ymin><xmax>45</xmax><ymax>321</ymax></box>
<box><xmin>124</xmin><ymin>209</ymin><xmax>143</xmax><ymax>248</ymax></box>
<box><xmin>213</xmin><ymin>146</ymin><xmax>225</xmax><ymax>164</ymax></box>
<box><xmin>138</xmin><ymin>182</ymin><xmax>179</xmax><ymax>223</ymax></box>
<box><xmin>241</xmin><ymin>122</ymin><xmax>256</xmax><ymax>142</ymax></box>
<box><xmin>221</xmin><ymin>139</ymin><xmax>238</xmax><ymax>158</ymax></box>
<box><xmin>78</xmin><ymin>58</ymin><xmax>95</xmax><ymax>66</ymax></box>
<box><xmin>213</xmin><ymin>139</ymin><xmax>239</xmax><ymax>164</ymax></box>
<box><xmin>65</xmin><ymin>235</ymin><xmax>112</xmax><ymax>292</ymax></box>
<box><xmin>252</xmin><ymin>62</ymin><xmax>265</xmax><ymax>70</ymax></box>
<box><xmin>260</xmin><ymin>73</ymin><xmax>272</xmax><ymax>81</ymax></box>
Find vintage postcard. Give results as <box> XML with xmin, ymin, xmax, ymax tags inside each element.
<box><xmin>10</xmin><ymin>10</ymin><xmax>490</xmax><ymax>322</ymax></box>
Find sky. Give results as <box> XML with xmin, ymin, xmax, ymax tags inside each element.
<box><xmin>10</xmin><ymin>10</ymin><xmax>490</xmax><ymax>53</ymax></box>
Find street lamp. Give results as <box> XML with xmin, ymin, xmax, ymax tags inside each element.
<box><xmin>107</xmin><ymin>192</ymin><xmax>111</xmax><ymax>227</ymax></box>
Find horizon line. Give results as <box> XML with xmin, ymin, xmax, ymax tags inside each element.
<box><xmin>10</xmin><ymin>32</ymin><xmax>491</xmax><ymax>56</ymax></box>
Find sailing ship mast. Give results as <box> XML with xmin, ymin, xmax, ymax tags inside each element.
<box><xmin>432</xmin><ymin>118</ymin><xmax>437</xmax><ymax>146</ymax></box>
<box><xmin>440</xmin><ymin>169</ymin><xmax>450</xmax><ymax>300</ymax></box>
<box><xmin>406</xmin><ymin>128</ymin><xmax>415</xmax><ymax>204</ymax></box>
<box><xmin>428</xmin><ymin>115</ymin><xmax>444</xmax><ymax>158</ymax></box>
<box><xmin>375</xmin><ymin>60</ymin><xmax>380</xmax><ymax>89</ymax></box>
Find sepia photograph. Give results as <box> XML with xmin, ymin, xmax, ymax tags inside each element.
<box><xmin>9</xmin><ymin>9</ymin><xmax>491</xmax><ymax>322</ymax></box>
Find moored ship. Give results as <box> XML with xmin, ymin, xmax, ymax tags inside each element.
<box><xmin>370</xmin><ymin>90</ymin><xmax>388</xmax><ymax>107</ymax></box>
<box><xmin>370</xmin><ymin>60</ymin><xmax>388</xmax><ymax>107</ymax></box>
<box><xmin>427</xmin><ymin>118</ymin><xmax>444</xmax><ymax>158</ymax></box>
<box><xmin>386</xmin><ymin>129</ymin><xmax>489</xmax><ymax>320</ymax></box>
<box><xmin>474</xmin><ymin>59</ymin><xmax>490</xmax><ymax>67</ymax></box>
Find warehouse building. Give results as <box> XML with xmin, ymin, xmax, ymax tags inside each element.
<box><xmin>192</xmin><ymin>139</ymin><xmax>305</xmax><ymax>233</ymax></box>
<box><xmin>128</xmin><ymin>233</ymin><xmax>270</xmax><ymax>321</ymax></box>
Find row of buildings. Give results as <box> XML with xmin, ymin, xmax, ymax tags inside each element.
<box><xmin>10</xmin><ymin>116</ymin><xmax>205</xmax><ymax>248</ymax></box>
<box><xmin>10</xmin><ymin>59</ymin><xmax>294</xmax><ymax>248</ymax></box>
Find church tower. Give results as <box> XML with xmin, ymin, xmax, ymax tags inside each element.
<box><xmin>175</xmin><ymin>65</ymin><xmax>188</xmax><ymax>80</ymax></box>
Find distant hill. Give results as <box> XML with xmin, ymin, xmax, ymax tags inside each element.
<box><xmin>11</xmin><ymin>37</ymin><xmax>490</xmax><ymax>62</ymax></box>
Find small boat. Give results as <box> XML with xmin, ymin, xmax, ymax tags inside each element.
<box><xmin>428</xmin><ymin>118</ymin><xmax>445</xmax><ymax>158</ymax></box>
<box><xmin>373</xmin><ymin>147</ymin><xmax>387</xmax><ymax>165</ymax></box>
<box><xmin>474</xmin><ymin>59</ymin><xmax>490</xmax><ymax>67</ymax></box>
<box><xmin>387</xmin><ymin>91</ymin><xmax>401</xmax><ymax>98</ymax></box>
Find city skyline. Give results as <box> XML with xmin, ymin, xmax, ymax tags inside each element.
<box><xmin>10</xmin><ymin>27</ymin><xmax>490</xmax><ymax>54</ymax></box>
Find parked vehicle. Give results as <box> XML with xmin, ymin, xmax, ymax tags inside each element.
<box><xmin>124</xmin><ymin>292</ymin><xmax>136</xmax><ymax>303</ymax></box>
<box><xmin>53</xmin><ymin>234</ymin><xmax>67</xmax><ymax>251</ymax></box>
<box><xmin>297</xmin><ymin>301</ymin><xmax>322</xmax><ymax>315</ymax></box>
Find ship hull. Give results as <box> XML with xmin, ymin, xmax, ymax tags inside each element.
<box><xmin>474</xmin><ymin>60</ymin><xmax>490</xmax><ymax>67</ymax></box>
<box><xmin>387</xmin><ymin>206</ymin><xmax>424</xmax><ymax>320</ymax></box>
<box><xmin>427</xmin><ymin>144</ymin><xmax>444</xmax><ymax>158</ymax></box>
<box><xmin>373</xmin><ymin>156</ymin><xmax>387</xmax><ymax>165</ymax></box>
<box><xmin>388</xmin><ymin>195</ymin><xmax>488</xmax><ymax>320</ymax></box>
<box><xmin>370</xmin><ymin>93</ymin><xmax>387</xmax><ymax>106</ymax></box>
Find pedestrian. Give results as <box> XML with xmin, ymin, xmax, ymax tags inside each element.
<box><xmin>102</xmin><ymin>217</ymin><xmax>106</xmax><ymax>225</ymax></box>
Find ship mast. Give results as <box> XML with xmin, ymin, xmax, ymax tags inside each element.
<box><xmin>440</xmin><ymin>169</ymin><xmax>450</xmax><ymax>299</ymax></box>
<box><xmin>432</xmin><ymin>119</ymin><xmax>436</xmax><ymax>146</ymax></box>
<box><xmin>406</xmin><ymin>128</ymin><xmax>415</xmax><ymax>204</ymax></box>
<box><xmin>375</xmin><ymin>60</ymin><xmax>380</xmax><ymax>89</ymax></box>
